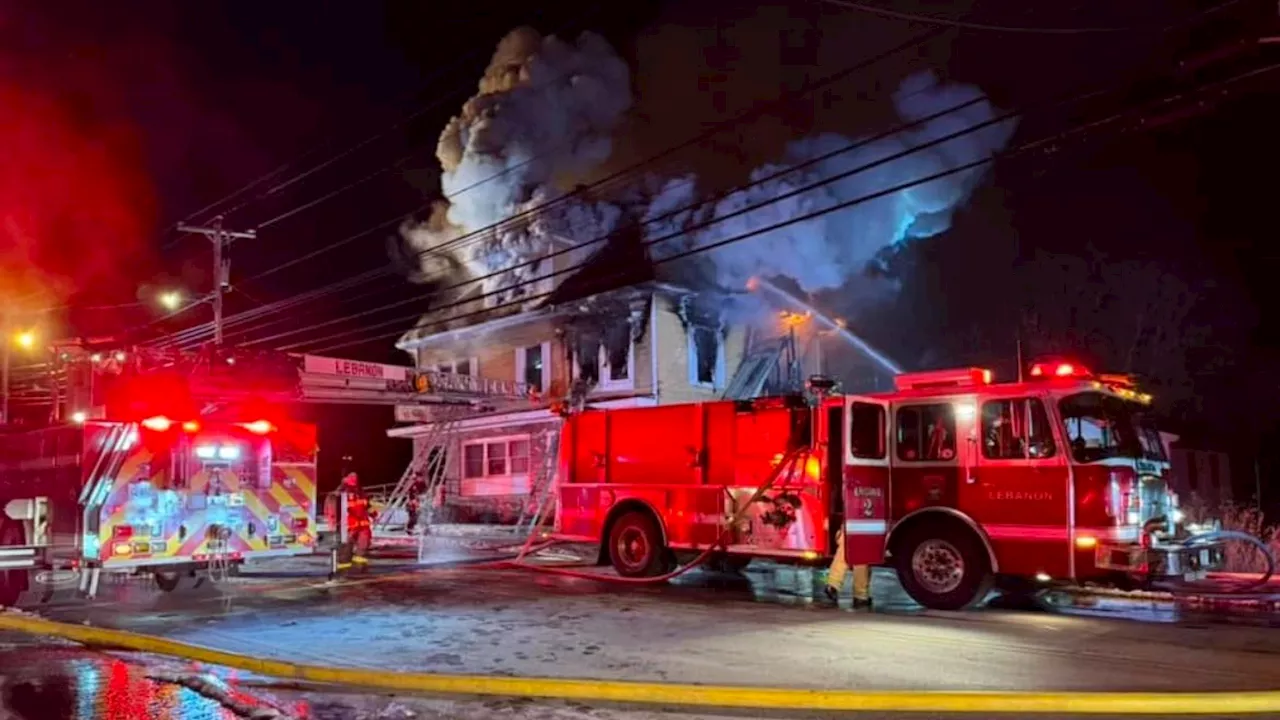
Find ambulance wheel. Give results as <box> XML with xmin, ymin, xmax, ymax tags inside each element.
<box><xmin>894</xmin><ymin>524</ymin><xmax>991</xmax><ymax>611</ymax></box>
<box><xmin>608</xmin><ymin>511</ymin><xmax>668</xmax><ymax>578</ymax></box>
<box><xmin>0</xmin><ymin>521</ymin><xmax>29</xmax><ymax>606</ymax></box>
<box><xmin>154</xmin><ymin>570</ymin><xmax>183</xmax><ymax>593</ymax></box>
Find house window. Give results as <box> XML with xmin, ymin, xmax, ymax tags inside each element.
<box><xmin>574</xmin><ymin>342</ymin><xmax>635</xmax><ymax>391</ymax></box>
<box><xmin>688</xmin><ymin>326</ymin><xmax>726</xmax><ymax>388</ymax></box>
<box><xmin>435</xmin><ymin>358</ymin><xmax>476</xmax><ymax>376</ymax></box>
<box><xmin>981</xmin><ymin>398</ymin><xmax>1056</xmax><ymax>460</ymax></box>
<box><xmin>515</xmin><ymin>343</ymin><xmax>551</xmax><ymax>393</ymax></box>
<box><xmin>895</xmin><ymin>404</ymin><xmax>956</xmax><ymax>462</ymax></box>
<box><xmin>460</xmin><ymin>436</ymin><xmax>533</xmax><ymax>497</ymax></box>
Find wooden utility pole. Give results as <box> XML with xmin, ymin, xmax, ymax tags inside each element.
<box><xmin>176</xmin><ymin>216</ymin><xmax>256</xmax><ymax>346</ymax></box>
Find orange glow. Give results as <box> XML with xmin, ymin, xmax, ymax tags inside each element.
<box><xmin>140</xmin><ymin>415</ymin><xmax>171</xmax><ymax>432</ymax></box>
<box><xmin>745</xmin><ymin>277</ymin><xmax>761</xmax><ymax>292</ymax></box>
<box><xmin>181</xmin><ymin>420</ymin><xmax>201</xmax><ymax>433</ymax></box>
<box><xmin>779</xmin><ymin>310</ymin><xmax>812</xmax><ymax>329</ymax></box>
<box><xmin>1074</xmin><ymin>535</ymin><xmax>1098</xmax><ymax>550</ymax></box>
<box><xmin>804</xmin><ymin>455</ymin><xmax>821</xmax><ymax>480</ymax></box>
<box><xmin>243</xmin><ymin>419</ymin><xmax>275</xmax><ymax>435</ymax></box>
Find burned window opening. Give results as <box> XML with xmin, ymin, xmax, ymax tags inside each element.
<box><xmin>691</xmin><ymin>326</ymin><xmax>719</xmax><ymax>385</ymax></box>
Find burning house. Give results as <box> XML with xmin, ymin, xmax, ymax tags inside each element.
<box><xmin>385</xmin><ymin>26</ymin><xmax>1012</xmax><ymax>524</ymax></box>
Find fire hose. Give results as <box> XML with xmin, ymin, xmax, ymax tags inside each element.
<box><xmin>476</xmin><ymin>450</ymin><xmax>809</xmax><ymax>585</ymax></box>
<box><xmin>1153</xmin><ymin>530</ymin><xmax>1278</xmax><ymax>597</ymax></box>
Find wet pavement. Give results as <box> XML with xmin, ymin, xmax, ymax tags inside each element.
<box><xmin>3</xmin><ymin>544</ymin><xmax>1280</xmax><ymax>718</ymax></box>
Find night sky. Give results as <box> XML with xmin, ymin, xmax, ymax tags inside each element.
<box><xmin>3</xmin><ymin>0</ymin><xmax>1277</xmax><ymax>505</ymax></box>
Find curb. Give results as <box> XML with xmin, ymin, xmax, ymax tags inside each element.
<box><xmin>2</xmin><ymin>612</ymin><xmax>1278</xmax><ymax>714</ymax></box>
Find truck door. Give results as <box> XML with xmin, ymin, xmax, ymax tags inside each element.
<box><xmin>960</xmin><ymin>394</ymin><xmax>1071</xmax><ymax>579</ymax></box>
<box><xmin>843</xmin><ymin>396</ymin><xmax>890</xmax><ymax>565</ymax></box>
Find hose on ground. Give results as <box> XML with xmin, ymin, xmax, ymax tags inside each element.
<box><xmin>1154</xmin><ymin>530</ymin><xmax>1277</xmax><ymax>596</ymax></box>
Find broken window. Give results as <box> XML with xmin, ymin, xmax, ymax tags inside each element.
<box><xmin>604</xmin><ymin>324</ymin><xmax>631</xmax><ymax>382</ymax></box>
<box><xmin>520</xmin><ymin>345</ymin><xmax>544</xmax><ymax>391</ymax></box>
<box><xmin>690</xmin><ymin>326</ymin><xmax>719</xmax><ymax>386</ymax></box>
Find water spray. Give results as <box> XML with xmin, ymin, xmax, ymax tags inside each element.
<box><xmin>750</xmin><ymin>277</ymin><xmax>905</xmax><ymax>376</ymax></box>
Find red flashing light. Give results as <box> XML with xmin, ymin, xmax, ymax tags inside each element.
<box><xmin>1028</xmin><ymin>362</ymin><xmax>1090</xmax><ymax>380</ymax></box>
<box><xmin>141</xmin><ymin>416</ymin><xmax>172</xmax><ymax>432</ymax></box>
<box><xmin>112</xmin><ymin>525</ymin><xmax>133</xmax><ymax>539</ymax></box>
<box><xmin>182</xmin><ymin>420</ymin><xmax>201</xmax><ymax>433</ymax></box>
<box><xmin>243</xmin><ymin>420</ymin><xmax>274</xmax><ymax>435</ymax></box>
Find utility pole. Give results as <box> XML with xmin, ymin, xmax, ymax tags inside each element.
<box><xmin>176</xmin><ymin>216</ymin><xmax>256</xmax><ymax>345</ymax></box>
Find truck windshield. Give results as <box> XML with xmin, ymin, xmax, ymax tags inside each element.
<box><xmin>1058</xmin><ymin>392</ymin><xmax>1166</xmax><ymax>464</ymax></box>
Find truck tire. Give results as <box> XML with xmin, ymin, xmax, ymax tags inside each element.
<box><xmin>894</xmin><ymin>523</ymin><xmax>992</xmax><ymax>611</ymax></box>
<box><xmin>607</xmin><ymin>511</ymin><xmax>668</xmax><ymax>578</ymax></box>
<box><xmin>154</xmin><ymin>570</ymin><xmax>183</xmax><ymax>593</ymax></box>
<box><xmin>0</xmin><ymin>521</ymin><xmax>29</xmax><ymax>607</ymax></box>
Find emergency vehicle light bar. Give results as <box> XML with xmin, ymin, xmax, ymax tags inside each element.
<box><xmin>1028</xmin><ymin>361</ymin><xmax>1091</xmax><ymax>379</ymax></box>
<box><xmin>893</xmin><ymin>367</ymin><xmax>992</xmax><ymax>391</ymax></box>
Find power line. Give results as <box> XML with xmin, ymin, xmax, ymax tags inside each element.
<box><xmin>158</xmin><ymin>2</ymin><xmax>1238</xmax><ymax>351</ymax></box>
<box><xmin>814</xmin><ymin>0</ymin><xmax>1247</xmax><ymax>35</ymax></box>
<box><xmin>159</xmin><ymin>26</ymin><xmax>955</xmax><ymax>346</ymax></box>
<box><xmin>285</xmin><ymin>58</ymin><xmax>1280</xmax><ymax>355</ymax></box>
<box><xmin>249</xmin><ymin>90</ymin><xmax>1002</xmax><ymax>350</ymax></box>
<box><xmin>164</xmin><ymin>6</ymin><xmax>614</xmax><ymax>250</ymax></box>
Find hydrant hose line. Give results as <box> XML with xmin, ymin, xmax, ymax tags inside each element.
<box><xmin>1</xmin><ymin>611</ymin><xmax>1278</xmax><ymax>714</ymax></box>
<box><xmin>1155</xmin><ymin>530</ymin><xmax>1278</xmax><ymax>597</ymax></box>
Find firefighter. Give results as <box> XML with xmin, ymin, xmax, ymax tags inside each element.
<box><xmin>823</xmin><ymin>529</ymin><xmax>873</xmax><ymax>610</ymax></box>
<box><xmin>329</xmin><ymin>472</ymin><xmax>374</xmax><ymax>568</ymax></box>
<box><xmin>405</xmin><ymin>479</ymin><xmax>425</xmax><ymax>535</ymax></box>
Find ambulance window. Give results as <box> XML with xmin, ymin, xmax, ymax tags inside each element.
<box><xmin>895</xmin><ymin>404</ymin><xmax>956</xmax><ymax>462</ymax></box>
<box><xmin>849</xmin><ymin>402</ymin><xmax>885</xmax><ymax>460</ymax></box>
<box><xmin>981</xmin><ymin>398</ymin><xmax>1056</xmax><ymax>460</ymax></box>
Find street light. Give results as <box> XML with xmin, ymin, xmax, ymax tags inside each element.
<box><xmin>158</xmin><ymin>290</ymin><xmax>183</xmax><ymax>311</ymax></box>
<box><xmin>14</xmin><ymin>330</ymin><xmax>36</xmax><ymax>349</ymax></box>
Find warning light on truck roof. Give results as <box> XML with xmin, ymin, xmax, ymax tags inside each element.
<box><xmin>1028</xmin><ymin>362</ymin><xmax>1090</xmax><ymax>379</ymax></box>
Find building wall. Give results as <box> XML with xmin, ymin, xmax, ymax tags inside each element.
<box><xmin>651</xmin><ymin>294</ymin><xmax>747</xmax><ymax>404</ymax></box>
<box><xmin>1168</xmin><ymin>448</ymin><xmax>1233</xmax><ymax>511</ymax></box>
<box><xmin>415</xmin><ymin>419</ymin><xmax>561</xmax><ymax>524</ymax></box>
<box><xmin>402</xmin><ymin>286</ymin><xmax>760</xmax><ymax>525</ymax></box>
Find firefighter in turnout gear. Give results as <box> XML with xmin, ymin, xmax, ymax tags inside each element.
<box><xmin>326</xmin><ymin>472</ymin><xmax>375</xmax><ymax>571</ymax></box>
<box><xmin>824</xmin><ymin>529</ymin><xmax>872</xmax><ymax>610</ymax></box>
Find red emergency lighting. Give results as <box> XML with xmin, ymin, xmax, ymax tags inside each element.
<box><xmin>1029</xmin><ymin>362</ymin><xmax>1090</xmax><ymax>379</ymax></box>
<box><xmin>112</xmin><ymin>525</ymin><xmax>133</xmax><ymax>539</ymax></box>
<box><xmin>243</xmin><ymin>420</ymin><xmax>274</xmax><ymax>435</ymax></box>
<box><xmin>140</xmin><ymin>415</ymin><xmax>172</xmax><ymax>432</ymax></box>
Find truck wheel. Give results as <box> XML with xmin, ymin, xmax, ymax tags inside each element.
<box><xmin>608</xmin><ymin>511</ymin><xmax>668</xmax><ymax>578</ymax></box>
<box><xmin>154</xmin><ymin>570</ymin><xmax>182</xmax><ymax>593</ymax></box>
<box><xmin>894</xmin><ymin>524</ymin><xmax>991</xmax><ymax>611</ymax></box>
<box><xmin>0</xmin><ymin>522</ymin><xmax>30</xmax><ymax>606</ymax></box>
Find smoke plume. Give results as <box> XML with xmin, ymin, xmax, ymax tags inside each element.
<box><xmin>400</xmin><ymin>27</ymin><xmax>633</xmax><ymax>305</ymax></box>
<box><xmin>650</xmin><ymin>71</ymin><xmax>1016</xmax><ymax>294</ymax></box>
<box><xmin>400</xmin><ymin>27</ymin><xmax>1013</xmax><ymax>323</ymax></box>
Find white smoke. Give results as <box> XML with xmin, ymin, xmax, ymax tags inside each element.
<box><xmin>401</xmin><ymin>27</ymin><xmax>632</xmax><ymax>305</ymax></box>
<box><xmin>650</xmin><ymin>70</ymin><xmax>1017</xmax><ymax>295</ymax></box>
<box><xmin>401</xmin><ymin>29</ymin><xmax>1014</xmax><ymax>322</ymax></box>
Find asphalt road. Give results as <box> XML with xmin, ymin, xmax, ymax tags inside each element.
<box><xmin>3</xmin><ymin>550</ymin><xmax>1279</xmax><ymax>719</ymax></box>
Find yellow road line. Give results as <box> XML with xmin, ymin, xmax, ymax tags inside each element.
<box><xmin>1</xmin><ymin>612</ymin><xmax>1277</xmax><ymax>714</ymax></box>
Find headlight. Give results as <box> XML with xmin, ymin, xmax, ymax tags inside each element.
<box><xmin>1169</xmin><ymin>508</ymin><xmax>1185</xmax><ymax>525</ymax></box>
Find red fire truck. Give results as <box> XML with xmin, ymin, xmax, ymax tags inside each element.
<box><xmin>1</xmin><ymin>367</ymin><xmax>319</xmax><ymax>606</ymax></box>
<box><xmin>554</xmin><ymin>361</ymin><xmax>1197</xmax><ymax>610</ymax></box>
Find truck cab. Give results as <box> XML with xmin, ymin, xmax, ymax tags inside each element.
<box><xmin>842</xmin><ymin>361</ymin><xmax>1194</xmax><ymax>609</ymax></box>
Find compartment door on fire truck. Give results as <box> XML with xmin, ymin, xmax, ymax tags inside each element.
<box><xmin>843</xmin><ymin>396</ymin><xmax>889</xmax><ymax>565</ymax></box>
<box><xmin>960</xmin><ymin>393</ymin><xmax>1071</xmax><ymax>579</ymax></box>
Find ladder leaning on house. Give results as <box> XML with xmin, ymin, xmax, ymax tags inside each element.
<box><xmin>372</xmin><ymin>403</ymin><xmax>473</xmax><ymax>536</ymax></box>
<box><xmin>513</xmin><ymin>425</ymin><xmax>562</xmax><ymax>538</ymax></box>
